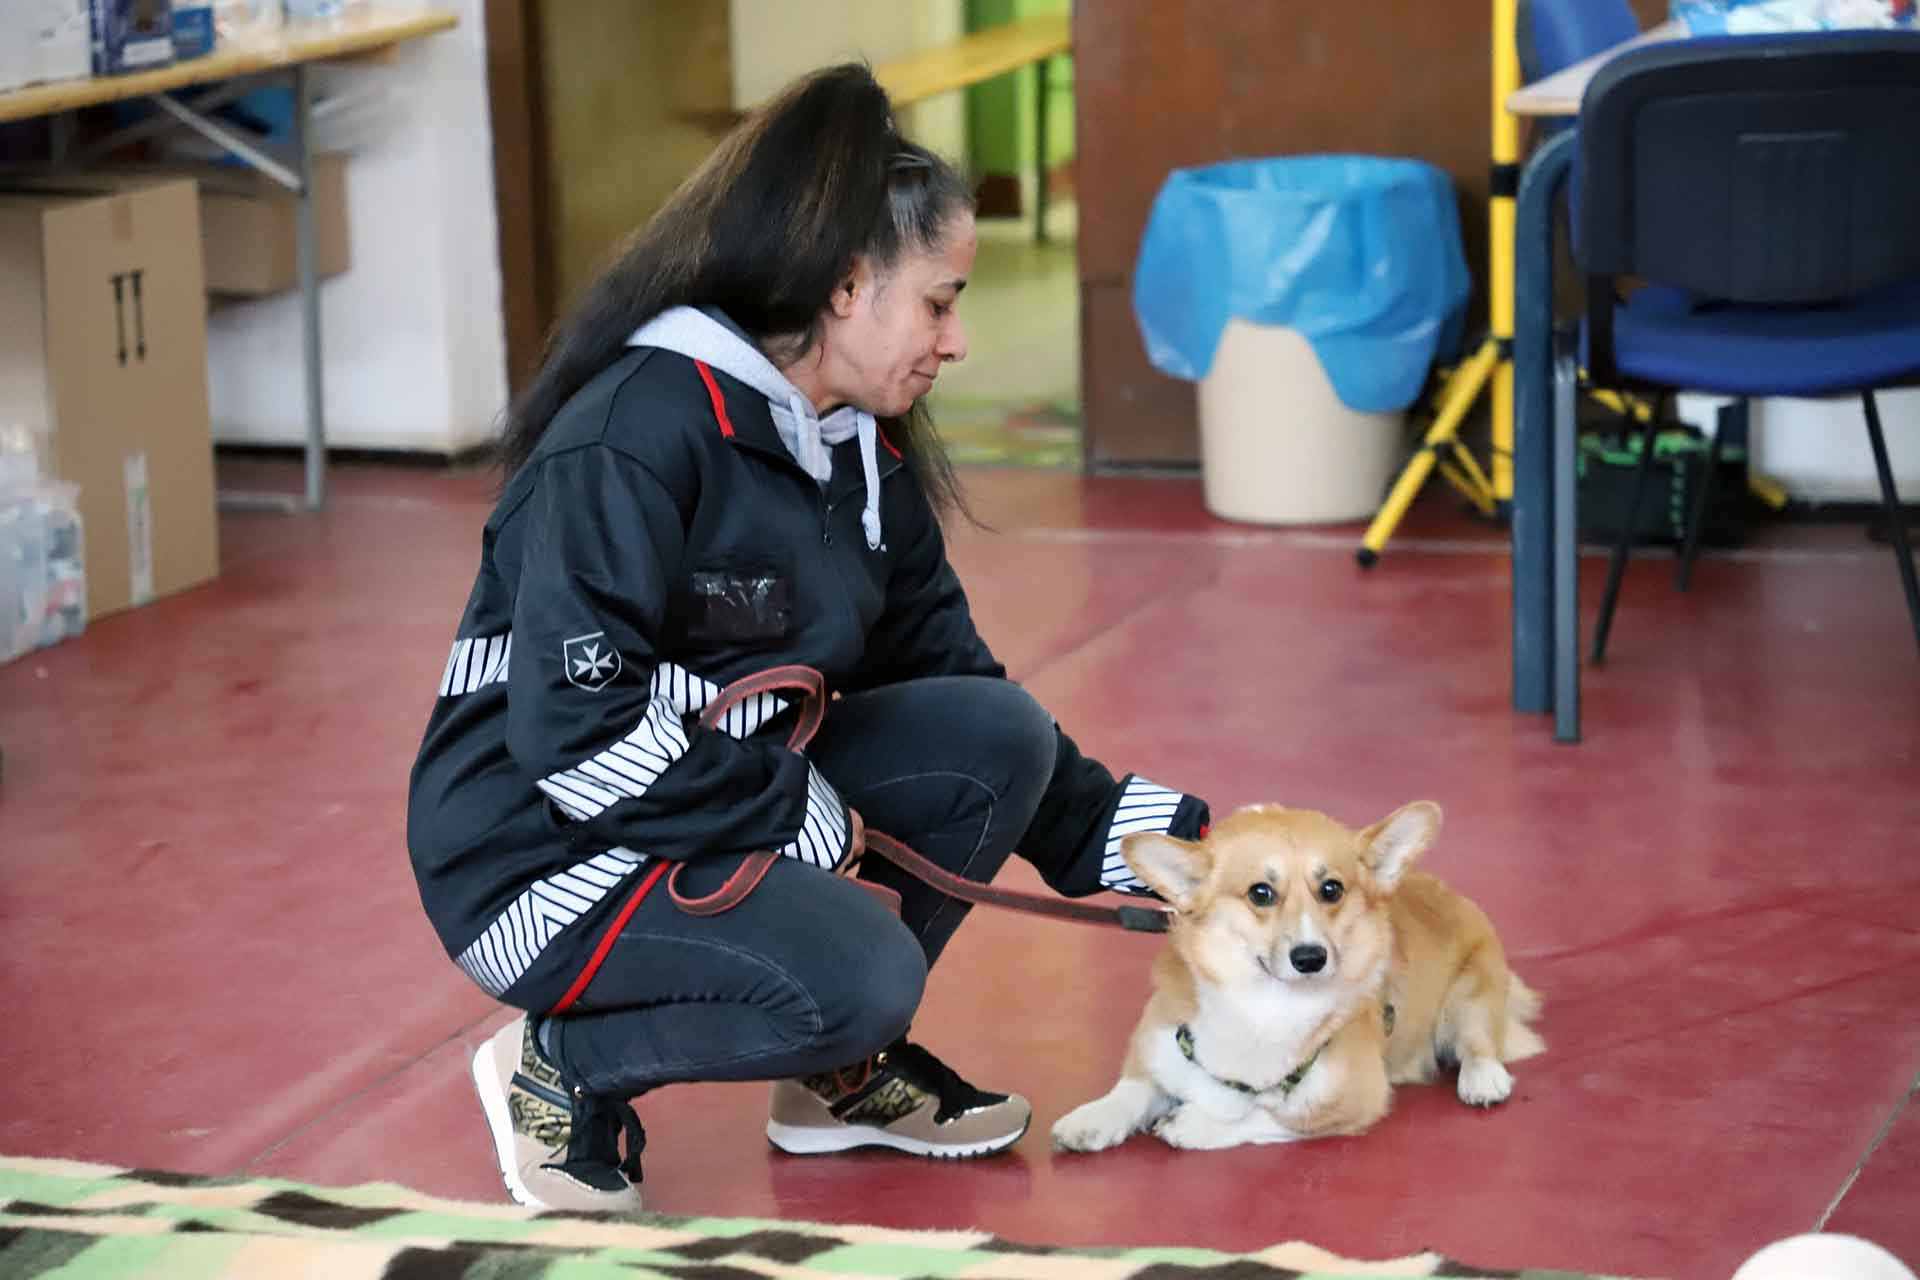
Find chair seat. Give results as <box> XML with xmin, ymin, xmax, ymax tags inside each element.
<box><xmin>1582</xmin><ymin>281</ymin><xmax>1920</xmax><ymax>396</ymax></box>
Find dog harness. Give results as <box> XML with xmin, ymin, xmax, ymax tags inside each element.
<box><xmin>1174</xmin><ymin>1001</ymin><xmax>1395</xmax><ymax>1096</ymax></box>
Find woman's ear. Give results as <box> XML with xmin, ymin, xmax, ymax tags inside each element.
<box><xmin>830</xmin><ymin>276</ymin><xmax>858</xmax><ymax>317</ymax></box>
<box><xmin>831</xmin><ymin>258</ymin><xmax>875</xmax><ymax>318</ymax></box>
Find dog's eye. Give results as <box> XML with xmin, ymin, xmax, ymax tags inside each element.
<box><xmin>1318</xmin><ymin>879</ymin><xmax>1345</xmax><ymax>904</ymax></box>
<box><xmin>1246</xmin><ymin>882</ymin><xmax>1276</xmax><ymax>908</ymax></box>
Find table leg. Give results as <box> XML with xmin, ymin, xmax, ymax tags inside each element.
<box><xmin>293</xmin><ymin>63</ymin><xmax>327</xmax><ymax>512</ymax></box>
<box><xmin>1510</xmin><ymin>129</ymin><xmax>1575</xmax><ymax>715</ymax></box>
<box><xmin>1552</xmin><ymin>337</ymin><xmax>1581</xmax><ymax>743</ymax></box>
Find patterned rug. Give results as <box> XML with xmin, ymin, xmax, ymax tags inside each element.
<box><xmin>0</xmin><ymin>1155</ymin><xmax>1637</xmax><ymax>1279</ymax></box>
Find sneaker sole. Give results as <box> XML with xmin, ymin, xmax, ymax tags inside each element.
<box><xmin>765</xmin><ymin>1114</ymin><xmax>1030</xmax><ymax>1159</ymax></box>
<box><xmin>470</xmin><ymin>1039</ymin><xmax>540</xmax><ymax>1209</ymax></box>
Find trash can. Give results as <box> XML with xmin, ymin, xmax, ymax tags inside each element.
<box><xmin>1133</xmin><ymin>156</ymin><xmax>1471</xmax><ymax>525</ymax></box>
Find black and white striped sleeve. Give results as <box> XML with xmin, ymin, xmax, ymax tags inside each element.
<box><xmin>1017</xmin><ymin>721</ymin><xmax>1212</xmax><ymax>900</ymax></box>
<box><xmin>777</xmin><ymin>763</ymin><xmax>854</xmax><ymax>870</ymax></box>
<box><xmin>1096</xmin><ymin>776</ymin><xmax>1203</xmax><ymax>897</ymax></box>
<box><xmin>532</xmin><ymin>693</ymin><xmax>691</xmax><ymax>822</ymax></box>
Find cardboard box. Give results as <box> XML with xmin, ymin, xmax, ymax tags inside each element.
<box><xmin>196</xmin><ymin>152</ymin><xmax>351</xmax><ymax>295</ymax></box>
<box><xmin>0</xmin><ymin>180</ymin><xmax>219</xmax><ymax>620</ymax></box>
<box><xmin>91</xmin><ymin>0</ymin><xmax>176</xmax><ymax>75</ymax></box>
<box><xmin>2</xmin><ymin>155</ymin><xmax>351</xmax><ymax>297</ymax></box>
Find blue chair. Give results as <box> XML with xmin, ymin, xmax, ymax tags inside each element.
<box><xmin>1518</xmin><ymin>0</ymin><xmax>1641</xmax><ymax>82</ymax></box>
<box><xmin>1552</xmin><ymin>30</ymin><xmax>1920</xmax><ymax>741</ymax></box>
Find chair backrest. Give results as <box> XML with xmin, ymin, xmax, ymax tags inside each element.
<box><xmin>1577</xmin><ymin>31</ymin><xmax>1920</xmax><ymax>305</ymax></box>
<box><xmin>1517</xmin><ymin>0</ymin><xmax>1641</xmax><ymax>82</ymax></box>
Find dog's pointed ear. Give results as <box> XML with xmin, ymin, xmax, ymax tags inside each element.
<box><xmin>1359</xmin><ymin>802</ymin><xmax>1441</xmax><ymax>891</ymax></box>
<box><xmin>1122</xmin><ymin>831</ymin><xmax>1212</xmax><ymax>908</ymax></box>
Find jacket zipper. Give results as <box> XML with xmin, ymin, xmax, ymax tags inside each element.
<box><xmin>819</xmin><ymin>487</ymin><xmax>860</xmax><ymax>644</ymax></box>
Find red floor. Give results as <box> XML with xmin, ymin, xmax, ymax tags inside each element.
<box><xmin>3</xmin><ymin>457</ymin><xmax>1917</xmax><ymax>1279</ymax></box>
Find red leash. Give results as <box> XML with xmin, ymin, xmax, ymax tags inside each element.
<box><xmin>663</xmin><ymin>664</ymin><xmax>829</xmax><ymax>915</ymax></box>
<box><xmin>552</xmin><ymin>667</ymin><xmax>825</xmax><ymax>1012</ymax></box>
<box><xmin>551</xmin><ymin>667</ymin><xmax>1169</xmax><ymax>1013</ymax></box>
<box><xmin>856</xmin><ymin>830</ymin><xmax>1170</xmax><ymax>934</ymax></box>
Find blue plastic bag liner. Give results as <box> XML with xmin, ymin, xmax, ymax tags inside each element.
<box><xmin>1132</xmin><ymin>155</ymin><xmax>1470</xmax><ymax>415</ymax></box>
<box><xmin>1672</xmin><ymin>0</ymin><xmax>1915</xmax><ymax>32</ymax></box>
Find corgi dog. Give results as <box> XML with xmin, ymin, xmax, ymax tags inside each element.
<box><xmin>1052</xmin><ymin>802</ymin><xmax>1543</xmax><ymax>1153</ymax></box>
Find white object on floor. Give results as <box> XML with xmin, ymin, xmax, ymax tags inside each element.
<box><xmin>1754</xmin><ymin>393</ymin><xmax>1920</xmax><ymax>505</ymax></box>
<box><xmin>1673</xmin><ymin>391</ymin><xmax>1920</xmax><ymax>504</ymax></box>
<box><xmin>1731</xmin><ymin>1233</ymin><xmax>1916</xmax><ymax>1280</ymax></box>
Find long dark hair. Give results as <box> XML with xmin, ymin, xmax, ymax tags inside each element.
<box><xmin>497</xmin><ymin>63</ymin><xmax>976</xmax><ymax>520</ymax></box>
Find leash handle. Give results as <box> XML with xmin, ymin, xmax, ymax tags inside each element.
<box><xmin>667</xmin><ymin>850</ymin><xmax>780</xmax><ymax>916</ymax></box>
<box><xmin>696</xmin><ymin>664</ymin><xmax>826</xmax><ymax>752</ymax></box>
<box><xmin>668</xmin><ymin>666</ymin><xmax>833</xmax><ymax>916</ymax></box>
<box><xmin>556</xmin><ymin>667</ymin><xmax>829</xmax><ymax>1002</ymax></box>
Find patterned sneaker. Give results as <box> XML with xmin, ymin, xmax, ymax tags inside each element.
<box><xmin>766</xmin><ymin>1038</ymin><xmax>1031</xmax><ymax>1158</ymax></box>
<box><xmin>471</xmin><ymin>1015</ymin><xmax>646</xmax><ymax>1212</ymax></box>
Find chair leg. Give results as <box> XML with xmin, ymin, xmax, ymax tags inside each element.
<box><xmin>1676</xmin><ymin>412</ymin><xmax>1726</xmax><ymax>593</ymax></box>
<box><xmin>1862</xmin><ymin>390</ymin><xmax>1920</xmax><ymax>656</ymax></box>
<box><xmin>1553</xmin><ymin>346</ymin><xmax>1582</xmax><ymax>743</ymax></box>
<box><xmin>1591</xmin><ymin>412</ymin><xmax>1661</xmax><ymax>665</ymax></box>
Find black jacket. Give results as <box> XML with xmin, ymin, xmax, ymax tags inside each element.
<box><xmin>407</xmin><ymin>345</ymin><xmax>1208</xmax><ymax>1008</ymax></box>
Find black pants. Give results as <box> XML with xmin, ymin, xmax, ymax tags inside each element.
<box><xmin>546</xmin><ymin>677</ymin><xmax>1058</xmax><ymax>1098</ymax></box>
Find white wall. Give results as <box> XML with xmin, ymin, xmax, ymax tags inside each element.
<box><xmin>728</xmin><ymin>0</ymin><xmax>967</xmax><ymax>159</ymax></box>
<box><xmin>207</xmin><ymin>0</ymin><xmax>506</xmax><ymax>455</ymax></box>
<box><xmin>209</xmin><ymin>0</ymin><xmax>976</xmax><ymax>456</ymax></box>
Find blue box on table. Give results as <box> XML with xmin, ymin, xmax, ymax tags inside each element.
<box><xmin>90</xmin><ymin>0</ymin><xmax>175</xmax><ymax>74</ymax></box>
<box><xmin>172</xmin><ymin>0</ymin><xmax>214</xmax><ymax>59</ymax></box>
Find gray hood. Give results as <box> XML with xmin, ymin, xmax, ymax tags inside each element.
<box><xmin>627</xmin><ymin>307</ymin><xmax>885</xmax><ymax>551</ymax></box>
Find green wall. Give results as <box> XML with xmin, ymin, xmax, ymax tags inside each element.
<box><xmin>964</xmin><ymin>0</ymin><xmax>1075</xmax><ymax>180</ymax></box>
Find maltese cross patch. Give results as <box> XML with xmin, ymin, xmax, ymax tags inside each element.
<box><xmin>562</xmin><ymin>631</ymin><xmax>622</xmax><ymax>692</ymax></box>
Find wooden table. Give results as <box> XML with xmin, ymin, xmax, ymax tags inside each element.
<box><xmin>1506</xmin><ymin>20</ymin><xmax>1685</xmax><ymax>117</ymax></box>
<box><xmin>873</xmin><ymin>13</ymin><xmax>1071</xmax><ymax>242</ymax></box>
<box><xmin>0</xmin><ymin>8</ymin><xmax>459</xmax><ymax>512</ymax></box>
<box><xmin>0</xmin><ymin>10</ymin><xmax>455</xmax><ymax>126</ymax></box>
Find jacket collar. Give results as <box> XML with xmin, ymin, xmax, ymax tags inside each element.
<box><xmin>698</xmin><ymin>360</ymin><xmax>906</xmax><ymax>500</ymax></box>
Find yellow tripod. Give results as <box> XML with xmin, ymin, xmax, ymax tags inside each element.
<box><xmin>1357</xmin><ymin>0</ymin><xmax>1787</xmax><ymax>565</ymax></box>
<box><xmin>1357</xmin><ymin>0</ymin><xmax>1521</xmax><ymax>566</ymax></box>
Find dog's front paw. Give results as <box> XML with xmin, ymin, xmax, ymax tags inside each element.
<box><xmin>1052</xmin><ymin>1099</ymin><xmax>1139</xmax><ymax>1153</ymax></box>
<box><xmin>1457</xmin><ymin>1058</ymin><xmax>1514</xmax><ymax>1107</ymax></box>
<box><xmin>1152</xmin><ymin>1106</ymin><xmax>1244</xmax><ymax>1151</ymax></box>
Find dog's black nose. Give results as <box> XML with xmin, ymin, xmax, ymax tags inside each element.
<box><xmin>1289</xmin><ymin>944</ymin><xmax>1328</xmax><ymax>974</ymax></box>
